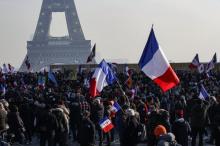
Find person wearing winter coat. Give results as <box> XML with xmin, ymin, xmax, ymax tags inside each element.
<box><xmin>157</xmin><ymin>133</ymin><xmax>181</xmax><ymax>146</ymax></box>
<box><xmin>122</xmin><ymin>109</ymin><xmax>139</xmax><ymax>146</ymax></box>
<box><xmin>52</xmin><ymin>106</ymin><xmax>69</xmax><ymax>146</ymax></box>
<box><xmin>207</xmin><ymin>96</ymin><xmax>217</xmax><ymax>144</ymax></box>
<box><xmin>90</xmin><ymin>98</ymin><xmax>104</xmax><ymax>146</ymax></box>
<box><xmin>19</xmin><ymin>101</ymin><xmax>35</xmax><ymax>144</ymax></box>
<box><xmin>154</xmin><ymin>125</ymin><xmax>181</xmax><ymax>146</ymax></box>
<box><xmin>213</xmin><ymin>95</ymin><xmax>220</xmax><ymax>146</ymax></box>
<box><xmin>190</xmin><ymin>98</ymin><xmax>209</xmax><ymax>146</ymax></box>
<box><xmin>7</xmin><ymin>105</ymin><xmax>25</xmax><ymax>144</ymax></box>
<box><xmin>172</xmin><ymin>110</ymin><xmax>191</xmax><ymax>146</ymax></box>
<box><xmin>37</xmin><ymin>105</ymin><xmax>58</xmax><ymax>146</ymax></box>
<box><xmin>78</xmin><ymin>110</ymin><xmax>96</xmax><ymax>146</ymax></box>
<box><xmin>69</xmin><ymin>99</ymin><xmax>81</xmax><ymax>142</ymax></box>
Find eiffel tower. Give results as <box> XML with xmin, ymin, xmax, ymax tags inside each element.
<box><xmin>19</xmin><ymin>0</ymin><xmax>94</xmax><ymax>71</ymax></box>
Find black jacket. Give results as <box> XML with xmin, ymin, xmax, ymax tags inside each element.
<box><xmin>123</xmin><ymin>116</ymin><xmax>139</xmax><ymax>146</ymax></box>
<box><xmin>172</xmin><ymin>118</ymin><xmax>191</xmax><ymax>146</ymax></box>
<box><xmin>190</xmin><ymin>100</ymin><xmax>209</xmax><ymax>128</ymax></box>
<box><xmin>78</xmin><ymin>118</ymin><xmax>95</xmax><ymax>146</ymax></box>
<box><xmin>7</xmin><ymin>111</ymin><xmax>24</xmax><ymax>134</ymax></box>
<box><xmin>213</xmin><ymin>103</ymin><xmax>220</xmax><ymax>127</ymax></box>
<box><xmin>69</xmin><ymin>102</ymin><xmax>81</xmax><ymax>125</ymax></box>
<box><xmin>91</xmin><ymin>103</ymin><xmax>104</xmax><ymax>124</ymax></box>
<box><xmin>36</xmin><ymin>109</ymin><xmax>58</xmax><ymax>133</ymax></box>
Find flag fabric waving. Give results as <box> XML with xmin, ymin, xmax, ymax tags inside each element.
<box><xmin>2</xmin><ymin>64</ymin><xmax>8</xmax><ymax>74</ymax></box>
<box><xmin>108</xmin><ymin>63</ymin><xmax>118</xmax><ymax>74</ymax></box>
<box><xmin>99</xmin><ymin>117</ymin><xmax>114</xmax><ymax>133</ymax></box>
<box><xmin>25</xmin><ymin>56</ymin><xmax>31</xmax><ymax>70</ymax></box>
<box><xmin>198</xmin><ymin>64</ymin><xmax>205</xmax><ymax>73</ymax></box>
<box><xmin>38</xmin><ymin>75</ymin><xmax>46</xmax><ymax>89</ymax></box>
<box><xmin>48</xmin><ymin>71</ymin><xmax>58</xmax><ymax>87</ymax></box>
<box><xmin>138</xmin><ymin>27</ymin><xmax>180</xmax><ymax>92</ymax></box>
<box><xmin>189</xmin><ymin>54</ymin><xmax>200</xmax><ymax>69</ymax></box>
<box><xmin>87</xmin><ymin>44</ymin><xmax>96</xmax><ymax>63</ymax></box>
<box><xmin>89</xmin><ymin>59</ymin><xmax>116</xmax><ymax>97</ymax></box>
<box><xmin>110</xmin><ymin>102</ymin><xmax>121</xmax><ymax>114</ymax></box>
<box><xmin>8</xmin><ymin>64</ymin><xmax>15</xmax><ymax>73</ymax></box>
<box><xmin>206</xmin><ymin>53</ymin><xmax>217</xmax><ymax>72</ymax></box>
<box><xmin>198</xmin><ymin>84</ymin><xmax>209</xmax><ymax>101</ymax></box>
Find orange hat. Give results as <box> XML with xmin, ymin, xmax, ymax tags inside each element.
<box><xmin>154</xmin><ymin>125</ymin><xmax>167</xmax><ymax>137</ymax></box>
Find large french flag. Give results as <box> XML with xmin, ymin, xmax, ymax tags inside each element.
<box><xmin>90</xmin><ymin>59</ymin><xmax>116</xmax><ymax>97</ymax></box>
<box><xmin>139</xmin><ymin>27</ymin><xmax>180</xmax><ymax>92</ymax></box>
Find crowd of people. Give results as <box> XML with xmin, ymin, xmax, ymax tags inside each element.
<box><xmin>0</xmin><ymin>68</ymin><xmax>219</xmax><ymax>146</ymax></box>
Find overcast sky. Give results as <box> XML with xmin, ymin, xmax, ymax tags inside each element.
<box><xmin>0</xmin><ymin>0</ymin><xmax>220</xmax><ymax>68</ymax></box>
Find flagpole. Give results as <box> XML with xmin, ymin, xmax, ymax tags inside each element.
<box><xmin>115</xmin><ymin>79</ymin><xmax>130</xmax><ymax>106</ymax></box>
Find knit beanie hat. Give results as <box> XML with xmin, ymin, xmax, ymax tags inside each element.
<box><xmin>154</xmin><ymin>125</ymin><xmax>167</xmax><ymax>137</ymax></box>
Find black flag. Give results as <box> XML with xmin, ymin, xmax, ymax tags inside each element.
<box><xmin>25</xmin><ymin>56</ymin><xmax>31</xmax><ymax>70</ymax></box>
<box><xmin>87</xmin><ymin>44</ymin><xmax>96</xmax><ymax>63</ymax></box>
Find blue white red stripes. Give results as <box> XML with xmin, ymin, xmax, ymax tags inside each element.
<box><xmin>206</xmin><ymin>53</ymin><xmax>217</xmax><ymax>72</ymax></box>
<box><xmin>111</xmin><ymin>102</ymin><xmax>121</xmax><ymax>113</ymax></box>
<box><xmin>189</xmin><ymin>54</ymin><xmax>200</xmax><ymax>69</ymax></box>
<box><xmin>90</xmin><ymin>60</ymin><xmax>116</xmax><ymax>97</ymax></box>
<box><xmin>138</xmin><ymin>27</ymin><xmax>180</xmax><ymax>92</ymax></box>
<box><xmin>199</xmin><ymin>84</ymin><xmax>209</xmax><ymax>101</ymax></box>
<box><xmin>99</xmin><ymin>117</ymin><xmax>114</xmax><ymax>133</ymax></box>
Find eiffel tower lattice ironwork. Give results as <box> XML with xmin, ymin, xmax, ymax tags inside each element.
<box><xmin>19</xmin><ymin>0</ymin><xmax>94</xmax><ymax>71</ymax></box>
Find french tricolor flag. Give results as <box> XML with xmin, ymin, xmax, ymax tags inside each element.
<box><xmin>139</xmin><ymin>27</ymin><xmax>180</xmax><ymax>92</ymax></box>
<box><xmin>198</xmin><ymin>84</ymin><xmax>209</xmax><ymax>101</ymax></box>
<box><xmin>111</xmin><ymin>102</ymin><xmax>121</xmax><ymax>113</ymax></box>
<box><xmin>99</xmin><ymin>117</ymin><xmax>114</xmax><ymax>133</ymax></box>
<box><xmin>206</xmin><ymin>53</ymin><xmax>217</xmax><ymax>72</ymax></box>
<box><xmin>90</xmin><ymin>60</ymin><xmax>116</xmax><ymax>97</ymax></box>
<box><xmin>189</xmin><ymin>54</ymin><xmax>200</xmax><ymax>69</ymax></box>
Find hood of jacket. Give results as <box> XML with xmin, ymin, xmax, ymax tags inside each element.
<box><xmin>158</xmin><ymin>132</ymin><xmax>175</xmax><ymax>142</ymax></box>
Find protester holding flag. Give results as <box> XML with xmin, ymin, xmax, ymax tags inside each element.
<box><xmin>90</xmin><ymin>98</ymin><xmax>104</xmax><ymax>146</ymax></box>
